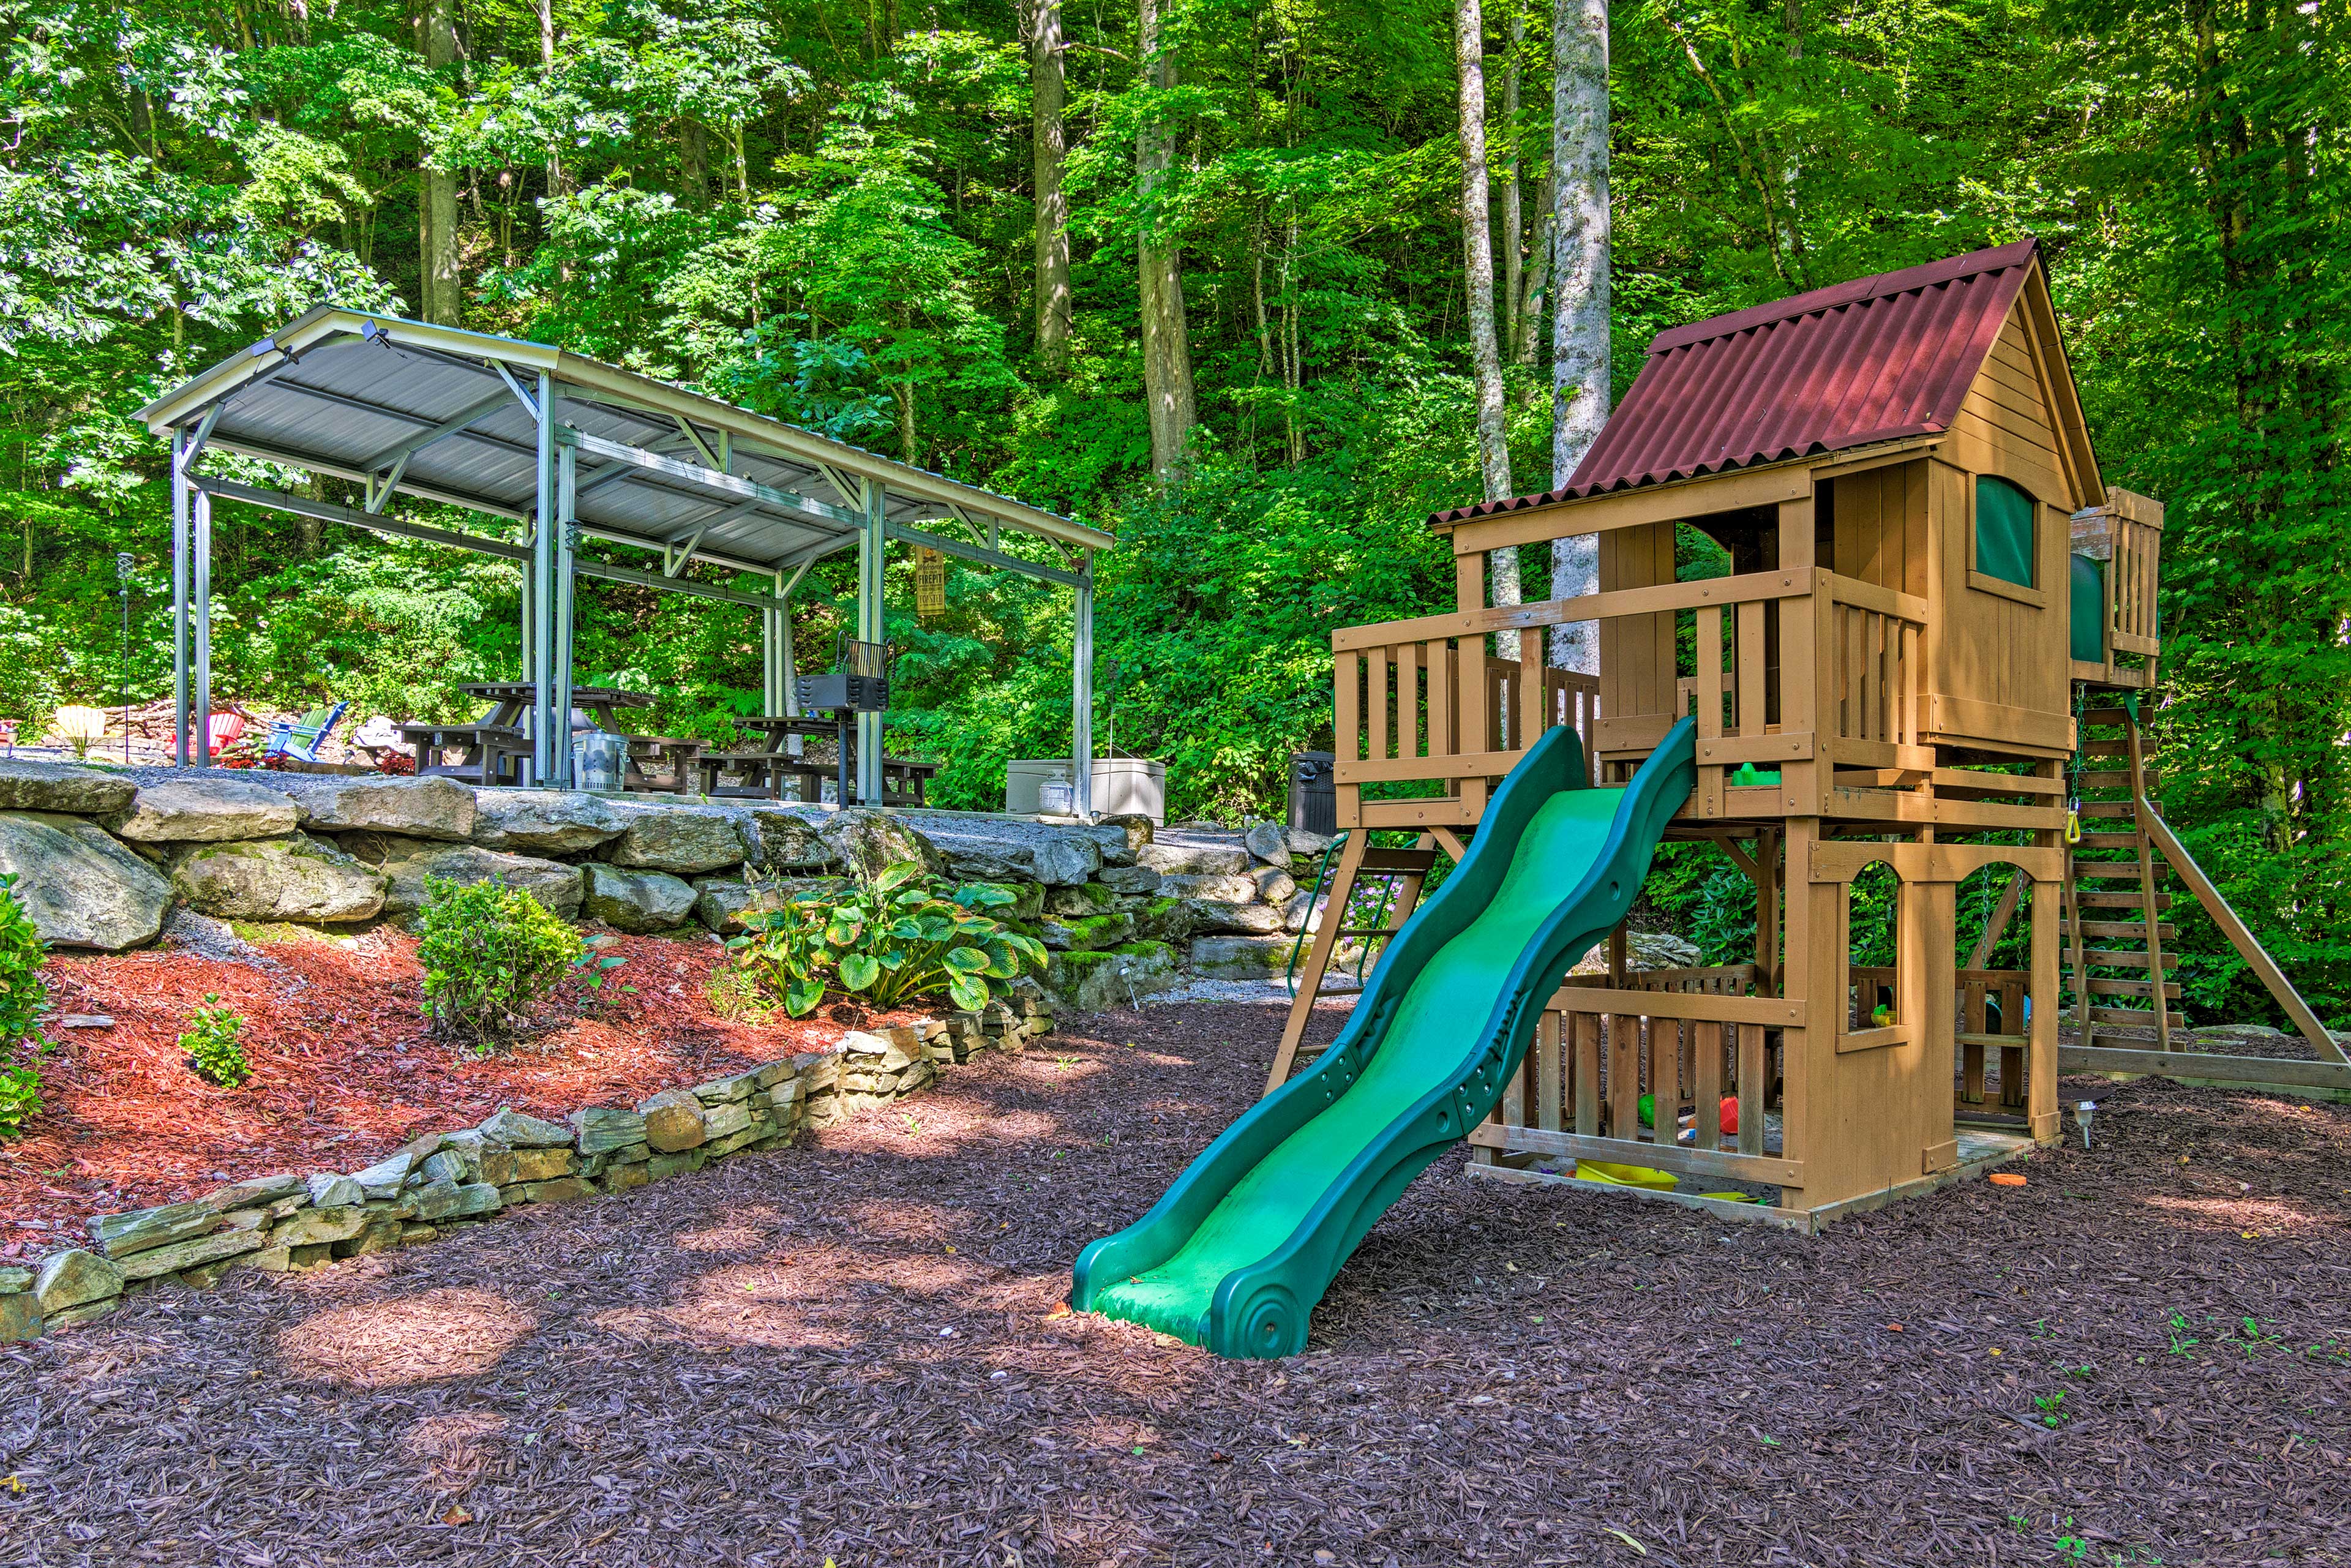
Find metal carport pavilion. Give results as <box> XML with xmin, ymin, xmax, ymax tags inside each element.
<box><xmin>137</xmin><ymin>308</ymin><xmax>1114</xmax><ymax>807</ymax></box>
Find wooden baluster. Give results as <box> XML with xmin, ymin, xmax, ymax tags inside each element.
<box><xmin>1425</xmin><ymin>638</ymin><xmax>1450</xmax><ymax>768</ymax></box>
<box><xmin>1736</xmin><ymin>600</ymin><xmax>1765</xmax><ymax>739</ymax></box>
<box><xmin>1537</xmin><ymin>1010</ymin><xmax>1564</xmax><ymax>1135</ymax></box>
<box><xmin>1694</xmin><ymin>1019</ymin><xmax>1723</xmax><ymax>1151</ymax></box>
<box><xmin>1697</xmin><ymin>604</ymin><xmax>1725</xmax><ymax>817</ymax></box>
<box><xmin>1648</xmin><ymin>1016</ymin><xmax>1678</xmax><ymax>1146</ymax></box>
<box><xmin>1334</xmin><ymin>651</ymin><xmax>1361</xmax><ymax>827</ymax></box>
<box><xmin>2001</xmin><ymin>975</ymin><xmax>2027</xmax><ymax>1110</ymax></box>
<box><xmin>1458</xmin><ymin>634</ymin><xmax>1488</xmax><ymax>817</ymax></box>
<box><xmin>1608</xmin><ymin>1015</ymin><xmax>1641</xmax><ymax>1141</ymax></box>
<box><xmin>1395</xmin><ymin>640</ymin><xmax>1419</xmax><ymax>760</ymax></box>
<box><xmin>1368</xmin><ymin>645</ymin><xmax>1390</xmax><ymax>763</ymax></box>
<box><xmin>1519</xmin><ymin>627</ymin><xmax>1545</xmax><ymax>751</ymax></box>
<box><xmin>1573</xmin><ymin>1012</ymin><xmax>1601</xmax><ymax>1135</ymax></box>
<box><xmin>1736</xmin><ymin>1024</ymin><xmax>1765</xmax><ymax>1157</ymax></box>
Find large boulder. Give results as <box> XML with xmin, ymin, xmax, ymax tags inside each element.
<box><xmin>107</xmin><ymin>778</ymin><xmax>299</xmax><ymax>842</ymax></box>
<box><xmin>606</xmin><ymin>802</ymin><xmax>756</xmax><ymax>874</ymax></box>
<box><xmin>0</xmin><ymin>759</ymin><xmax>136</xmax><ymax>816</ymax></box>
<box><xmin>1570</xmin><ymin>929</ymin><xmax>1703</xmax><ymax>974</ymax></box>
<box><xmin>351</xmin><ymin>836</ymin><xmax>583</xmax><ymax>920</ymax></box>
<box><xmin>1187</xmin><ymin>934</ymin><xmax>1298</xmax><ymax>979</ymax></box>
<box><xmin>0</xmin><ymin>812</ymin><xmax>171</xmax><ymax>950</ymax></box>
<box><xmin>904</xmin><ymin>814</ymin><xmax>1099</xmax><ymax>885</ymax></box>
<box><xmin>470</xmin><ymin>789</ymin><xmax>626</xmax><ymax>854</ymax></box>
<box><xmin>1137</xmin><ymin>838</ymin><xmax>1251</xmax><ymax>877</ymax></box>
<box><xmin>819</xmin><ymin>809</ymin><xmax>947</xmax><ymax>882</ymax></box>
<box><xmin>748</xmin><ymin>805</ymin><xmax>837</xmax><ymax>871</ymax></box>
<box><xmin>1185</xmin><ymin>900</ymin><xmax>1284</xmax><ymax>936</ymax></box>
<box><xmin>582</xmin><ymin>864</ymin><xmax>697</xmax><ymax>932</ymax></box>
<box><xmin>1042</xmin><ymin>941</ymin><xmax>1182</xmax><ymax>1013</ymax></box>
<box><xmin>692</xmin><ymin>872</ymin><xmax>839</xmax><ymax>934</ymax></box>
<box><xmin>1159</xmin><ymin>872</ymin><xmax>1258</xmax><ymax>906</ymax></box>
<box><xmin>170</xmin><ymin>834</ymin><xmax>387</xmax><ymax>923</ymax></box>
<box><xmin>288</xmin><ymin>776</ymin><xmax>476</xmax><ymax>842</ymax></box>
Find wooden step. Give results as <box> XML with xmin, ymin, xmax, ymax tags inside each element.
<box><xmin>2079</xmin><ymin>738</ymin><xmax>2132</xmax><ymax>757</ymax></box>
<box><xmin>2072</xmin><ymin>863</ymin><xmax>2157</xmax><ymax>881</ymax></box>
<box><xmin>2079</xmin><ymin>707</ymin><xmax>2139</xmax><ymax>726</ymax></box>
<box><xmin>2078</xmin><ymin>770</ymin><xmax>2134</xmax><ymax>790</ymax></box>
<box><xmin>2088</xmin><ymin>1005</ymin><xmax>2188</xmax><ymax>1029</ymax></box>
<box><xmin>2079</xmin><ymin>800</ymin><xmax>2137</xmax><ymax>817</ymax></box>
<box><xmin>2082</xmin><ymin>948</ymin><xmax>2181</xmax><ymax>968</ymax></box>
<box><xmin>2065</xmin><ymin>919</ymin><xmax>2178</xmax><ymax>941</ymax></box>
<box><xmin>2076</xmin><ymin>890</ymin><xmax>2173</xmax><ymax>909</ymax></box>
<box><xmin>2079</xmin><ymin>831</ymin><xmax>2146</xmax><ymax>851</ymax></box>
<box><xmin>2088</xmin><ymin>976</ymin><xmax>2182</xmax><ymax>999</ymax></box>
<box><xmin>1359</xmin><ymin>847</ymin><xmax>1439</xmax><ymax>874</ymax></box>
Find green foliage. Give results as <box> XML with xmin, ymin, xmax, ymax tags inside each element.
<box><xmin>724</xmin><ymin>860</ymin><xmax>1046</xmax><ymax>1017</ymax></box>
<box><xmin>416</xmin><ymin>875</ymin><xmax>582</xmax><ymax>1046</ymax></box>
<box><xmin>0</xmin><ymin>872</ymin><xmax>50</xmax><ymax>1052</ymax></box>
<box><xmin>0</xmin><ymin>1060</ymin><xmax>38</xmax><ymax>1138</ymax></box>
<box><xmin>2</xmin><ymin>0</ymin><xmax>2347</xmax><ymax>1025</ymax></box>
<box><xmin>178</xmin><ymin>993</ymin><xmax>252</xmax><ymax>1087</ymax></box>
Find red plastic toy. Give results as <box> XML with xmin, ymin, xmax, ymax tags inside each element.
<box><xmin>1718</xmin><ymin>1097</ymin><xmax>1738</xmax><ymax>1137</ymax></box>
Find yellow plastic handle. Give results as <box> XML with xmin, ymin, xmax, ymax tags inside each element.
<box><xmin>2065</xmin><ymin>809</ymin><xmax>2082</xmax><ymax>846</ymax></box>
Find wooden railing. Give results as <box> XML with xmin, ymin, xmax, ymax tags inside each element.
<box><xmin>1958</xmin><ymin>967</ymin><xmax>2030</xmax><ymax>1114</ymax></box>
<box><xmin>1821</xmin><ymin>576</ymin><xmax>1930</xmax><ymax>773</ymax></box>
<box><xmin>1331</xmin><ymin>566</ymin><xmax>1927</xmax><ymax>827</ymax></box>
<box><xmin>1471</xmin><ymin>966</ymin><xmax>1804</xmax><ymax>1192</ymax></box>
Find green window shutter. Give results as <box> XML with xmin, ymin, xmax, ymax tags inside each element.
<box><xmin>1974</xmin><ymin>476</ymin><xmax>2036</xmax><ymax>588</ymax></box>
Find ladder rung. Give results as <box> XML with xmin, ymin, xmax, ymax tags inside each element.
<box><xmin>2079</xmin><ymin>801</ymin><xmax>2137</xmax><ymax>817</ymax></box>
<box><xmin>2089</xmin><ymin>976</ymin><xmax>2182</xmax><ymax>999</ymax></box>
<box><xmin>2072</xmin><ymin>865</ymin><xmax>2158</xmax><ymax>882</ymax></box>
<box><xmin>2082</xmin><ymin>948</ymin><xmax>2180</xmax><ymax>968</ymax></box>
<box><xmin>2077</xmin><ymin>890</ymin><xmax>2173</xmax><ymax>909</ymax></box>
<box><xmin>2079</xmin><ymin>707</ymin><xmax>2137</xmax><ymax>725</ymax></box>
<box><xmin>2089</xmin><ymin>1005</ymin><xmax>2187</xmax><ymax>1029</ymax></box>
<box><xmin>2078</xmin><ymin>832</ymin><xmax>2145</xmax><ymax>850</ymax></box>
<box><xmin>2065</xmin><ymin>920</ymin><xmax>2178</xmax><ymax>941</ymax></box>
<box><xmin>1359</xmin><ymin>847</ymin><xmax>1439</xmax><ymax>874</ymax></box>
<box><xmin>2078</xmin><ymin>770</ymin><xmax>2134</xmax><ymax>789</ymax></box>
<box><xmin>2079</xmin><ymin>738</ymin><xmax>2132</xmax><ymax>757</ymax></box>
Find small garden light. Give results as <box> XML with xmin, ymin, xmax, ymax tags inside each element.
<box><xmin>2077</xmin><ymin>1100</ymin><xmax>2098</xmax><ymax>1149</ymax></box>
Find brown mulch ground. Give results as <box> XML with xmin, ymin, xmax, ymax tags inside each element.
<box><xmin>2</xmin><ymin>933</ymin><xmax>888</xmax><ymax>1257</ymax></box>
<box><xmin>4</xmin><ymin>1000</ymin><xmax>2350</xmax><ymax>1567</ymax></box>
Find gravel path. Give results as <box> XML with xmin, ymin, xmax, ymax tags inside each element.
<box><xmin>3</xmin><ymin>1002</ymin><xmax>2347</xmax><ymax>1566</ymax></box>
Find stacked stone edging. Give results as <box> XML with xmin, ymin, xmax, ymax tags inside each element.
<box><xmin>0</xmin><ymin>999</ymin><xmax>1052</xmax><ymax>1345</ymax></box>
<box><xmin>0</xmin><ymin>760</ymin><xmax>1338</xmax><ymax>1005</ymax></box>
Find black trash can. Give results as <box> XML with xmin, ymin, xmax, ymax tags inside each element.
<box><xmin>1289</xmin><ymin>751</ymin><xmax>1337</xmax><ymax>837</ymax></box>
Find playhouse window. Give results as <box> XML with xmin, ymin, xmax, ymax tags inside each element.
<box><xmin>1974</xmin><ymin>476</ymin><xmax>2036</xmax><ymax>588</ymax></box>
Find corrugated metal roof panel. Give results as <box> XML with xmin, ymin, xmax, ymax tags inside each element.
<box><xmin>1431</xmin><ymin>239</ymin><xmax>2041</xmax><ymax>525</ymax></box>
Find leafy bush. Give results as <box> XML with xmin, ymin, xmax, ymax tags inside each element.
<box><xmin>726</xmin><ymin>861</ymin><xmax>1046</xmax><ymax>1018</ymax></box>
<box><xmin>0</xmin><ymin>872</ymin><xmax>49</xmax><ymax>1051</ymax></box>
<box><xmin>0</xmin><ymin>1062</ymin><xmax>38</xmax><ymax>1138</ymax></box>
<box><xmin>416</xmin><ymin>876</ymin><xmax>582</xmax><ymax>1046</ymax></box>
<box><xmin>179</xmin><ymin>994</ymin><xmax>252</xmax><ymax>1087</ymax></box>
<box><xmin>0</xmin><ymin>874</ymin><xmax>48</xmax><ymax>1139</ymax></box>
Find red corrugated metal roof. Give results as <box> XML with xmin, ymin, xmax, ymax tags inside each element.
<box><xmin>1431</xmin><ymin>238</ymin><xmax>2041</xmax><ymax>525</ymax></box>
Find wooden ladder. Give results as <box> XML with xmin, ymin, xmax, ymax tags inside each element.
<box><xmin>1262</xmin><ymin>833</ymin><xmax>1449</xmax><ymax>1097</ymax></box>
<box><xmin>2064</xmin><ymin>702</ymin><xmax>2182</xmax><ymax>1048</ymax></box>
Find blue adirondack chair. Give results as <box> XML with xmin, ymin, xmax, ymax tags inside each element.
<box><xmin>263</xmin><ymin>700</ymin><xmax>348</xmax><ymax>765</ymax></box>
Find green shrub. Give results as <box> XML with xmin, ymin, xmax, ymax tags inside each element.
<box><xmin>726</xmin><ymin>861</ymin><xmax>1046</xmax><ymax>1018</ymax></box>
<box><xmin>416</xmin><ymin>875</ymin><xmax>582</xmax><ymax>1046</ymax></box>
<box><xmin>0</xmin><ymin>874</ymin><xmax>49</xmax><ymax>1139</ymax></box>
<box><xmin>0</xmin><ymin>872</ymin><xmax>49</xmax><ymax>1052</ymax></box>
<box><xmin>0</xmin><ymin>1062</ymin><xmax>38</xmax><ymax>1138</ymax></box>
<box><xmin>179</xmin><ymin>994</ymin><xmax>252</xmax><ymax>1087</ymax></box>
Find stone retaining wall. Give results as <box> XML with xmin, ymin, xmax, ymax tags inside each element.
<box><xmin>0</xmin><ymin>759</ymin><xmax>1341</xmax><ymax>1008</ymax></box>
<box><xmin>0</xmin><ymin>1000</ymin><xmax>1051</xmax><ymax>1345</ymax></box>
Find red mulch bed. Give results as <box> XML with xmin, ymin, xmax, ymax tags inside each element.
<box><xmin>1</xmin><ymin>929</ymin><xmax>898</xmax><ymax>1259</ymax></box>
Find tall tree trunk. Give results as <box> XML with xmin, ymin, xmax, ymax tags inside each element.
<box><xmin>678</xmin><ymin>121</ymin><xmax>709</xmax><ymax>209</ymax></box>
<box><xmin>418</xmin><ymin>0</ymin><xmax>462</xmax><ymax>326</ymax></box>
<box><xmin>1032</xmin><ymin>0</ymin><xmax>1072</xmax><ymax>373</ymax></box>
<box><xmin>1514</xmin><ymin>173</ymin><xmax>1553</xmax><ymax>370</ymax></box>
<box><xmin>1458</xmin><ymin>0</ymin><xmax>1517</xmax><ymax>631</ymax></box>
<box><xmin>1137</xmin><ymin>0</ymin><xmax>1197</xmax><ymax>481</ymax></box>
<box><xmin>1548</xmin><ymin>0</ymin><xmax>1608</xmax><ymax>673</ymax></box>
<box><xmin>1502</xmin><ymin>6</ymin><xmax>1524</xmax><ymax>358</ymax></box>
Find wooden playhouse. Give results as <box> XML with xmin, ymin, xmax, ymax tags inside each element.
<box><xmin>1274</xmin><ymin>238</ymin><xmax>2337</xmax><ymax>1229</ymax></box>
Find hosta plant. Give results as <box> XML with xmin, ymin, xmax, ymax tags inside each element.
<box><xmin>726</xmin><ymin>861</ymin><xmax>1046</xmax><ymax>1018</ymax></box>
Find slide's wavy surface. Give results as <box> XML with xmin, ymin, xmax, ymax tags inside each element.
<box><xmin>1071</xmin><ymin>717</ymin><xmax>1698</xmax><ymax>1357</ymax></box>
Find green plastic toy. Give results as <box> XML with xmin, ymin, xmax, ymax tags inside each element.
<box><xmin>1069</xmin><ymin>717</ymin><xmax>1698</xmax><ymax>1358</ymax></box>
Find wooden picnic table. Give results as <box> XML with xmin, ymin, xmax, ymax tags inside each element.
<box><xmin>456</xmin><ymin>681</ymin><xmax>656</xmax><ymax>733</ymax></box>
<box><xmin>699</xmin><ymin>714</ymin><xmax>936</xmax><ymax>805</ymax></box>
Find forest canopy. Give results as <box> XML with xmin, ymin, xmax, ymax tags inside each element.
<box><xmin>1</xmin><ymin>0</ymin><xmax>2345</xmax><ymax>1023</ymax></box>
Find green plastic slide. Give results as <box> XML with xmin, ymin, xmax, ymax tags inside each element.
<box><xmin>1070</xmin><ymin>716</ymin><xmax>1699</xmax><ymax>1357</ymax></box>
